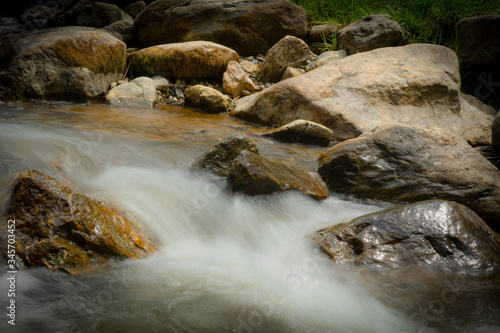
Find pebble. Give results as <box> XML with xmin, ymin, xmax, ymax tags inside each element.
<box><xmin>242</xmin><ymin>90</ymin><xmax>251</xmax><ymax>96</ymax></box>
<box><xmin>175</xmin><ymin>88</ymin><xmax>184</xmax><ymax>99</ymax></box>
<box><xmin>252</xmin><ymin>59</ymin><xmax>259</xmax><ymax>65</ymax></box>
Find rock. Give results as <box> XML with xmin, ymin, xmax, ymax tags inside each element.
<box><xmin>261</xmin><ymin>35</ymin><xmax>316</xmax><ymax>83</ymax></box>
<box><xmin>128</xmin><ymin>41</ymin><xmax>239</xmax><ymax>80</ymax></box>
<box><xmin>232</xmin><ymin>44</ymin><xmax>496</xmax><ymax>146</ymax></box>
<box><xmin>193</xmin><ymin>133</ymin><xmax>260</xmax><ymax>177</ymax></box>
<box><xmin>309</xmin><ymin>24</ymin><xmax>339</xmax><ymax>43</ymax></box>
<box><xmin>262</xmin><ymin>119</ymin><xmax>333</xmax><ymax>146</ymax></box>
<box><xmin>281</xmin><ymin>67</ymin><xmax>305</xmax><ymax>81</ymax></box>
<box><xmin>185</xmin><ymin>84</ymin><xmax>230</xmax><ymax>113</ymax></box>
<box><xmin>103</xmin><ymin>19</ymin><xmax>135</xmax><ymax>44</ymax></box>
<box><xmin>305</xmin><ymin>50</ymin><xmax>346</xmax><ymax>71</ymax></box>
<box><xmin>450</xmin><ymin>15</ymin><xmax>500</xmax><ymax>70</ymax></box>
<box><xmin>151</xmin><ymin>75</ymin><xmax>169</xmax><ymax>95</ymax></box>
<box><xmin>475</xmin><ymin>146</ymin><xmax>500</xmax><ymax>170</ymax></box>
<box><xmin>75</xmin><ymin>3</ymin><xmax>133</xmax><ymax>28</ymax></box>
<box><xmin>134</xmin><ymin>0</ymin><xmax>308</xmax><ymax>56</ymax></box>
<box><xmin>315</xmin><ymin>200</ymin><xmax>500</xmax><ymax>271</ymax></box>
<box><xmin>105</xmin><ymin>76</ymin><xmax>159</xmax><ymax>107</ymax></box>
<box><xmin>337</xmin><ymin>14</ymin><xmax>403</xmax><ymax>55</ymax></box>
<box><xmin>309</xmin><ymin>42</ymin><xmax>333</xmax><ymax>55</ymax></box>
<box><xmin>227</xmin><ymin>150</ymin><xmax>329</xmax><ymax>200</ymax></box>
<box><xmin>20</xmin><ymin>5</ymin><xmax>57</xmax><ymax>30</ymax></box>
<box><xmin>0</xmin><ymin>26</ymin><xmax>126</xmax><ymax>102</ymax></box>
<box><xmin>317</xmin><ymin>124</ymin><xmax>500</xmax><ymax>226</ymax></box>
<box><xmin>223</xmin><ymin>61</ymin><xmax>255</xmax><ymax>98</ymax></box>
<box><xmin>124</xmin><ymin>1</ymin><xmax>146</xmax><ymax>19</ymax></box>
<box><xmin>494</xmin><ymin>112</ymin><xmax>500</xmax><ymax>151</ymax></box>
<box><xmin>239</xmin><ymin>59</ymin><xmax>259</xmax><ymax>75</ymax></box>
<box><xmin>4</xmin><ymin>170</ymin><xmax>158</xmax><ymax>274</ymax></box>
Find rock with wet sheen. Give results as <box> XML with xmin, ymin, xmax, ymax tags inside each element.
<box><xmin>261</xmin><ymin>119</ymin><xmax>333</xmax><ymax>146</ymax></box>
<box><xmin>227</xmin><ymin>150</ymin><xmax>329</xmax><ymax>200</ymax></box>
<box><xmin>315</xmin><ymin>200</ymin><xmax>500</xmax><ymax>272</ymax></box>
<box><xmin>5</xmin><ymin>170</ymin><xmax>158</xmax><ymax>274</ymax></box>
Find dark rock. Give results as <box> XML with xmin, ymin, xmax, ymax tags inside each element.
<box><xmin>337</xmin><ymin>14</ymin><xmax>403</xmax><ymax>55</ymax></box>
<box><xmin>3</xmin><ymin>170</ymin><xmax>158</xmax><ymax>274</ymax></box>
<box><xmin>317</xmin><ymin>124</ymin><xmax>500</xmax><ymax>226</ymax></box>
<box><xmin>134</xmin><ymin>0</ymin><xmax>308</xmax><ymax>56</ymax></box>
<box><xmin>103</xmin><ymin>19</ymin><xmax>135</xmax><ymax>44</ymax></box>
<box><xmin>227</xmin><ymin>150</ymin><xmax>329</xmax><ymax>200</ymax></box>
<box><xmin>193</xmin><ymin>133</ymin><xmax>260</xmax><ymax>177</ymax></box>
<box><xmin>261</xmin><ymin>35</ymin><xmax>316</xmax><ymax>83</ymax></box>
<box><xmin>123</xmin><ymin>1</ymin><xmax>146</xmax><ymax>18</ymax></box>
<box><xmin>475</xmin><ymin>146</ymin><xmax>500</xmax><ymax>170</ymax></box>
<box><xmin>493</xmin><ymin>111</ymin><xmax>500</xmax><ymax>151</ymax></box>
<box><xmin>309</xmin><ymin>24</ymin><xmax>339</xmax><ymax>44</ymax></box>
<box><xmin>0</xmin><ymin>26</ymin><xmax>126</xmax><ymax>102</ymax></box>
<box><xmin>74</xmin><ymin>2</ymin><xmax>132</xmax><ymax>28</ymax></box>
<box><xmin>185</xmin><ymin>85</ymin><xmax>230</xmax><ymax>114</ymax></box>
<box><xmin>261</xmin><ymin>119</ymin><xmax>333</xmax><ymax>147</ymax></box>
<box><xmin>315</xmin><ymin>200</ymin><xmax>500</xmax><ymax>272</ymax></box>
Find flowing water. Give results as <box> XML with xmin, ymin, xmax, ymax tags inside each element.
<box><xmin>0</xmin><ymin>102</ymin><xmax>499</xmax><ymax>333</ymax></box>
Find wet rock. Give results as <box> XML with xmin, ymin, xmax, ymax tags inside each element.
<box><xmin>223</xmin><ymin>61</ymin><xmax>255</xmax><ymax>98</ymax></box>
<box><xmin>317</xmin><ymin>124</ymin><xmax>500</xmax><ymax>226</ymax></box>
<box><xmin>134</xmin><ymin>0</ymin><xmax>308</xmax><ymax>56</ymax></box>
<box><xmin>105</xmin><ymin>76</ymin><xmax>159</xmax><ymax>107</ymax></box>
<box><xmin>227</xmin><ymin>150</ymin><xmax>329</xmax><ymax>200</ymax></box>
<box><xmin>0</xmin><ymin>26</ymin><xmax>126</xmax><ymax>102</ymax></box>
<box><xmin>232</xmin><ymin>44</ymin><xmax>496</xmax><ymax>146</ymax></box>
<box><xmin>128</xmin><ymin>41</ymin><xmax>239</xmax><ymax>80</ymax></box>
<box><xmin>262</xmin><ymin>119</ymin><xmax>333</xmax><ymax>147</ymax></box>
<box><xmin>338</xmin><ymin>14</ymin><xmax>403</xmax><ymax>55</ymax></box>
<box><xmin>4</xmin><ymin>170</ymin><xmax>158</xmax><ymax>274</ymax></box>
<box><xmin>280</xmin><ymin>67</ymin><xmax>305</xmax><ymax>81</ymax></box>
<box><xmin>185</xmin><ymin>84</ymin><xmax>230</xmax><ymax>114</ymax></box>
<box><xmin>261</xmin><ymin>35</ymin><xmax>316</xmax><ymax>83</ymax></box>
<box><xmin>193</xmin><ymin>133</ymin><xmax>260</xmax><ymax>177</ymax></box>
<box><xmin>315</xmin><ymin>200</ymin><xmax>500</xmax><ymax>272</ymax></box>
<box><xmin>74</xmin><ymin>3</ymin><xmax>133</xmax><ymax>28</ymax></box>
<box><xmin>309</xmin><ymin>24</ymin><xmax>339</xmax><ymax>44</ymax></box>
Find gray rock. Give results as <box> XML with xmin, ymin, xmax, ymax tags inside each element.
<box><xmin>134</xmin><ymin>0</ymin><xmax>308</xmax><ymax>56</ymax></box>
<box><xmin>227</xmin><ymin>150</ymin><xmax>329</xmax><ymax>200</ymax></box>
<box><xmin>338</xmin><ymin>14</ymin><xmax>403</xmax><ymax>55</ymax></box>
<box><xmin>315</xmin><ymin>200</ymin><xmax>500</xmax><ymax>271</ymax></box>
<box><xmin>105</xmin><ymin>76</ymin><xmax>159</xmax><ymax>107</ymax></box>
<box><xmin>262</xmin><ymin>119</ymin><xmax>333</xmax><ymax>146</ymax></box>
<box><xmin>124</xmin><ymin>1</ymin><xmax>146</xmax><ymax>19</ymax></box>
<box><xmin>317</xmin><ymin>124</ymin><xmax>500</xmax><ymax>226</ymax></box>
<box><xmin>305</xmin><ymin>50</ymin><xmax>346</xmax><ymax>71</ymax></box>
<box><xmin>261</xmin><ymin>35</ymin><xmax>316</xmax><ymax>83</ymax></box>
<box><xmin>75</xmin><ymin>3</ymin><xmax>133</xmax><ymax>28</ymax></box>
<box><xmin>193</xmin><ymin>133</ymin><xmax>260</xmax><ymax>177</ymax></box>
<box><xmin>103</xmin><ymin>20</ymin><xmax>135</xmax><ymax>44</ymax></box>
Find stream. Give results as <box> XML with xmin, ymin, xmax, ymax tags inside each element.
<box><xmin>0</xmin><ymin>102</ymin><xmax>499</xmax><ymax>333</ymax></box>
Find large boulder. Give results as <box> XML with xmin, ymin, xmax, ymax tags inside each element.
<box><xmin>232</xmin><ymin>44</ymin><xmax>496</xmax><ymax>146</ymax></box>
<box><xmin>134</xmin><ymin>0</ymin><xmax>308</xmax><ymax>56</ymax></box>
<box><xmin>128</xmin><ymin>41</ymin><xmax>239</xmax><ymax>80</ymax></box>
<box><xmin>227</xmin><ymin>150</ymin><xmax>329</xmax><ymax>200</ymax></box>
<box><xmin>315</xmin><ymin>200</ymin><xmax>500</xmax><ymax>272</ymax></box>
<box><xmin>4</xmin><ymin>170</ymin><xmax>158</xmax><ymax>274</ymax></box>
<box><xmin>260</xmin><ymin>35</ymin><xmax>316</xmax><ymax>83</ymax></box>
<box><xmin>261</xmin><ymin>119</ymin><xmax>333</xmax><ymax>147</ymax></box>
<box><xmin>0</xmin><ymin>26</ymin><xmax>126</xmax><ymax>102</ymax></box>
<box><xmin>184</xmin><ymin>85</ymin><xmax>230</xmax><ymax>114</ymax></box>
<box><xmin>337</xmin><ymin>14</ymin><xmax>404</xmax><ymax>55</ymax></box>
<box><xmin>105</xmin><ymin>76</ymin><xmax>160</xmax><ymax>107</ymax></box>
<box><xmin>317</xmin><ymin>124</ymin><xmax>500</xmax><ymax>226</ymax></box>
<box><xmin>193</xmin><ymin>133</ymin><xmax>260</xmax><ymax>177</ymax></box>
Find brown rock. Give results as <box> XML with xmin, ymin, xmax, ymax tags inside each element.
<box><xmin>223</xmin><ymin>61</ymin><xmax>256</xmax><ymax>98</ymax></box>
<box><xmin>227</xmin><ymin>150</ymin><xmax>329</xmax><ymax>200</ymax></box>
<box><xmin>337</xmin><ymin>14</ymin><xmax>403</xmax><ymax>55</ymax></box>
<box><xmin>262</xmin><ymin>119</ymin><xmax>333</xmax><ymax>146</ymax></box>
<box><xmin>134</xmin><ymin>0</ymin><xmax>308</xmax><ymax>56</ymax></box>
<box><xmin>261</xmin><ymin>35</ymin><xmax>316</xmax><ymax>83</ymax></box>
<box><xmin>309</xmin><ymin>24</ymin><xmax>339</xmax><ymax>43</ymax></box>
<box><xmin>128</xmin><ymin>41</ymin><xmax>239</xmax><ymax>80</ymax></box>
<box><xmin>185</xmin><ymin>84</ymin><xmax>230</xmax><ymax>113</ymax></box>
<box><xmin>317</xmin><ymin>124</ymin><xmax>500</xmax><ymax>226</ymax></box>
<box><xmin>124</xmin><ymin>1</ymin><xmax>146</xmax><ymax>19</ymax></box>
<box><xmin>315</xmin><ymin>200</ymin><xmax>500</xmax><ymax>271</ymax></box>
<box><xmin>4</xmin><ymin>170</ymin><xmax>158</xmax><ymax>274</ymax></box>
<box><xmin>232</xmin><ymin>44</ymin><xmax>496</xmax><ymax>146</ymax></box>
<box><xmin>280</xmin><ymin>67</ymin><xmax>305</xmax><ymax>81</ymax></box>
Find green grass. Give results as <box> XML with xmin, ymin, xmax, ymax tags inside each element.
<box><xmin>290</xmin><ymin>0</ymin><xmax>500</xmax><ymax>44</ymax></box>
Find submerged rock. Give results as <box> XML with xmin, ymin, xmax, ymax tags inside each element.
<box><xmin>193</xmin><ymin>133</ymin><xmax>260</xmax><ymax>177</ymax></box>
<box><xmin>227</xmin><ymin>150</ymin><xmax>329</xmax><ymax>200</ymax></box>
<box><xmin>315</xmin><ymin>200</ymin><xmax>500</xmax><ymax>272</ymax></box>
<box><xmin>317</xmin><ymin>124</ymin><xmax>500</xmax><ymax>226</ymax></box>
<box><xmin>5</xmin><ymin>170</ymin><xmax>158</xmax><ymax>274</ymax></box>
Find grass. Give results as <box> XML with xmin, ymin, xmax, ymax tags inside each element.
<box><xmin>290</xmin><ymin>0</ymin><xmax>500</xmax><ymax>44</ymax></box>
